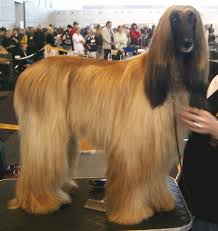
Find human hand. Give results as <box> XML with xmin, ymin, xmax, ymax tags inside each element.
<box><xmin>179</xmin><ymin>107</ymin><xmax>218</xmax><ymax>139</ymax></box>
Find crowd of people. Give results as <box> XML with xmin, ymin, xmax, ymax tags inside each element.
<box><xmin>0</xmin><ymin>20</ymin><xmax>216</xmax><ymax>63</ymax></box>
<box><xmin>0</xmin><ymin>21</ymin><xmax>154</xmax><ymax>61</ymax></box>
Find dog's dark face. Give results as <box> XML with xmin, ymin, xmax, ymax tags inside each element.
<box><xmin>170</xmin><ymin>9</ymin><xmax>208</xmax><ymax>109</ymax></box>
<box><xmin>145</xmin><ymin>6</ymin><xmax>208</xmax><ymax>109</ymax></box>
<box><xmin>170</xmin><ymin>10</ymin><xmax>196</xmax><ymax>54</ymax></box>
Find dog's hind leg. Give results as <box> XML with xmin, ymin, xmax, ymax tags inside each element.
<box><xmin>62</xmin><ymin>135</ymin><xmax>80</xmax><ymax>193</ymax></box>
<box><xmin>8</xmin><ymin>110</ymin><xmax>71</xmax><ymax>214</ymax></box>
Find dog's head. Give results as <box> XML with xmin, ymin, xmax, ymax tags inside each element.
<box><xmin>170</xmin><ymin>9</ymin><xmax>196</xmax><ymax>54</ymax></box>
<box><xmin>145</xmin><ymin>5</ymin><xmax>208</xmax><ymax>109</ymax></box>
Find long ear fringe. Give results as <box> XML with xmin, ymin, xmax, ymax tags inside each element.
<box><xmin>144</xmin><ymin>7</ymin><xmax>174</xmax><ymax>108</ymax></box>
<box><xmin>194</xmin><ymin>8</ymin><xmax>209</xmax><ymax>83</ymax></box>
<box><xmin>187</xmin><ymin>7</ymin><xmax>209</xmax><ymax>109</ymax></box>
<box><xmin>145</xmin><ymin>64</ymin><xmax>170</xmax><ymax>108</ymax></box>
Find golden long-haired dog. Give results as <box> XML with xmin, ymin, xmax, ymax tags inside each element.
<box><xmin>9</xmin><ymin>5</ymin><xmax>208</xmax><ymax>225</ymax></box>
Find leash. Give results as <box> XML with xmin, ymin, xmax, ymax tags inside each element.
<box><xmin>171</xmin><ymin>92</ymin><xmax>193</xmax><ymax>213</ymax></box>
<box><xmin>171</xmin><ymin>93</ymin><xmax>183</xmax><ymax>169</ymax></box>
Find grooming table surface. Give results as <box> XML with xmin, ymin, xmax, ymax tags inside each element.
<box><xmin>0</xmin><ymin>178</ymin><xmax>192</xmax><ymax>231</ymax></box>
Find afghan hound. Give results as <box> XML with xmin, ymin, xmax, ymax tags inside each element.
<box><xmin>9</xmin><ymin>5</ymin><xmax>208</xmax><ymax>225</ymax></box>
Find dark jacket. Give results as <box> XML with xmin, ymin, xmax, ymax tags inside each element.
<box><xmin>183</xmin><ymin>90</ymin><xmax>218</xmax><ymax>224</ymax></box>
<box><xmin>86</xmin><ymin>34</ymin><xmax>98</xmax><ymax>52</ymax></box>
<box><xmin>46</xmin><ymin>33</ymin><xmax>55</xmax><ymax>46</ymax></box>
<box><xmin>33</xmin><ymin>30</ymin><xmax>45</xmax><ymax>50</ymax></box>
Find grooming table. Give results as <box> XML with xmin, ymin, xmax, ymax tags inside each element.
<box><xmin>0</xmin><ymin>177</ymin><xmax>192</xmax><ymax>231</ymax></box>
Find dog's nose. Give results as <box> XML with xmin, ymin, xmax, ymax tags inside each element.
<box><xmin>184</xmin><ymin>39</ymin><xmax>193</xmax><ymax>49</ymax></box>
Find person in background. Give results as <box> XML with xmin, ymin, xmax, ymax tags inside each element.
<box><xmin>85</xmin><ymin>28</ymin><xmax>98</xmax><ymax>58</ymax></box>
<box><xmin>70</xmin><ymin>21</ymin><xmax>79</xmax><ymax>36</ymax></box>
<box><xmin>62</xmin><ymin>24</ymin><xmax>72</xmax><ymax>50</ymax></box>
<box><xmin>19</xmin><ymin>29</ymin><xmax>28</xmax><ymax>48</ymax></box>
<box><xmin>82</xmin><ymin>26</ymin><xmax>90</xmax><ymax>39</ymax></box>
<box><xmin>53</xmin><ymin>27</ymin><xmax>58</xmax><ymax>37</ymax></box>
<box><xmin>33</xmin><ymin>27</ymin><xmax>45</xmax><ymax>61</ymax></box>
<box><xmin>122</xmin><ymin>25</ymin><xmax>131</xmax><ymax>47</ymax></box>
<box><xmin>180</xmin><ymin>75</ymin><xmax>218</xmax><ymax>231</ymax></box>
<box><xmin>70</xmin><ymin>21</ymin><xmax>79</xmax><ymax>50</ymax></box>
<box><xmin>84</xmin><ymin>27</ymin><xmax>90</xmax><ymax>42</ymax></box>
<box><xmin>11</xmin><ymin>28</ymin><xmax>21</xmax><ymax>44</ymax></box>
<box><xmin>0</xmin><ymin>27</ymin><xmax>7</xmax><ymax>45</ymax></box>
<box><xmin>72</xmin><ymin>27</ymin><xmax>85</xmax><ymax>54</ymax></box>
<box><xmin>33</xmin><ymin>27</ymin><xmax>45</xmax><ymax>51</ymax></box>
<box><xmin>130</xmin><ymin>23</ymin><xmax>141</xmax><ymax>46</ymax></box>
<box><xmin>0</xmin><ymin>30</ymin><xmax>9</xmax><ymax>48</ymax></box>
<box><xmin>208</xmin><ymin>30</ymin><xmax>216</xmax><ymax>43</ymax></box>
<box><xmin>45</xmin><ymin>26</ymin><xmax>55</xmax><ymax>46</ymax></box>
<box><xmin>55</xmin><ymin>27</ymin><xmax>64</xmax><ymax>47</ymax></box>
<box><xmin>25</xmin><ymin>27</ymin><xmax>31</xmax><ymax>39</ymax></box>
<box><xmin>114</xmin><ymin>25</ymin><xmax>128</xmax><ymax>51</ymax></box>
<box><xmin>140</xmin><ymin>28</ymin><xmax>149</xmax><ymax>48</ymax></box>
<box><xmin>1</xmin><ymin>30</ymin><xmax>20</xmax><ymax>57</ymax></box>
<box><xmin>11</xmin><ymin>28</ymin><xmax>22</xmax><ymax>56</ymax></box>
<box><xmin>147</xmin><ymin>25</ymin><xmax>155</xmax><ymax>46</ymax></box>
<box><xmin>95</xmin><ymin>24</ymin><xmax>103</xmax><ymax>59</ymax></box>
<box><xmin>101</xmin><ymin>21</ymin><xmax>115</xmax><ymax>60</ymax></box>
<box><xmin>26</xmin><ymin>27</ymin><xmax>35</xmax><ymax>55</ymax></box>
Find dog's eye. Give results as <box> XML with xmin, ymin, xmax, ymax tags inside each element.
<box><xmin>171</xmin><ymin>12</ymin><xmax>180</xmax><ymax>24</ymax></box>
<box><xmin>171</xmin><ymin>16</ymin><xmax>177</xmax><ymax>23</ymax></box>
<box><xmin>187</xmin><ymin>12</ymin><xmax>196</xmax><ymax>24</ymax></box>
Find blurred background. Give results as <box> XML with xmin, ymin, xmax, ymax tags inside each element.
<box><xmin>0</xmin><ymin>0</ymin><xmax>218</xmax><ymax>31</ymax></box>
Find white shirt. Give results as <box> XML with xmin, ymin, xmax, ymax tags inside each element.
<box><xmin>115</xmin><ymin>32</ymin><xmax>128</xmax><ymax>50</ymax></box>
<box><xmin>72</xmin><ymin>33</ymin><xmax>85</xmax><ymax>54</ymax></box>
<box><xmin>207</xmin><ymin>75</ymin><xmax>218</xmax><ymax>98</ymax></box>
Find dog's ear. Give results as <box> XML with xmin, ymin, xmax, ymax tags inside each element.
<box><xmin>187</xmin><ymin>8</ymin><xmax>209</xmax><ymax>109</ymax></box>
<box><xmin>185</xmin><ymin>68</ymin><xmax>209</xmax><ymax>109</ymax></box>
<box><xmin>144</xmin><ymin>8</ymin><xmax>173</xmax><ymax>108</ymax></box>
<box><xmin>145</xmin><ymin>64</ymin><xmax>170</xmax><ymax>108</ymax></box>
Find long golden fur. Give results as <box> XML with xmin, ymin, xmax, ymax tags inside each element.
<box><xmin>9</xmin><ymin>5</ymin><xmax>208</xmax><ymax>225</ymax></box>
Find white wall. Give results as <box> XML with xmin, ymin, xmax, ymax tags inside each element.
<box><xmin>0</xmin><ymin>0</ymin><xmax>15</xmax><ymax>28</ymax></box>
<box><xmin>50</xmin><ymin>6</ymin><xmax>172</xmax><ymax>28</ymax></box>
<box><xmin>1</xmin><ymin>1</ymin><xmax>218</xmax><ymax>34</ymax></box>
<box><xmin>0</xmin><ymin>0</ymin><xmax>53</xmax><ymax>28</ymax></box>
<box><xmin>25</xmin><ymin>0</ymin><xmax>53</xmax><ymax>27</ymax></box>
<box><xmin>51</xmin><ymin>5</ymin><xmax>218</xmax><ymax>34</ymax></box>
